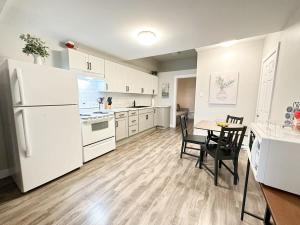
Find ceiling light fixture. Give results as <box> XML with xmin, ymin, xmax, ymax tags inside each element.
<box><xmin>137</xmin><ymin>31</ymin><xmax>157</xmax><ymax>46</ymax></box>
<box><xmin>219</xmin><ymin>40</ymin><xmax>237</xmax><ymax>47</ymax></box>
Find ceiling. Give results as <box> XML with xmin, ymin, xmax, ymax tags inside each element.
<box><xmin>151</xmin><ymin>49</ymin><xmax>197</xmax><ymax>62</ymax></box>
<box><xmin>1</xmin><ymin>0</ymin><xmax>299</xmax><ymax>60</ymax></box>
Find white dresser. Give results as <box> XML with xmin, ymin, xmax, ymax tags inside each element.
<box><xmin>249</xmin><ymin>123</ymin><xmax>300</xmax><ymax>195</ymax></box>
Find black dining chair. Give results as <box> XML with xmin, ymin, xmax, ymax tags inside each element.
<box><xmin>199</xmin><ymin>125</ymin><xmax>247</xmax><ymax>186</ymax></box>
<box><xmin>207</xmin><ymin>115</ymin><xmax>244</xmax><ymax>144</ymax></box>
<box><xmin>179</xmin><ymin>115</ymin><xmax>206</xmax><ymax>159</ymax></box>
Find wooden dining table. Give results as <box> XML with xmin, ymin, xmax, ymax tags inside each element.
<box><xmin>194</xmin><ymin>120</ymin><xmax>244</xmax><ymax>132</ymax></box>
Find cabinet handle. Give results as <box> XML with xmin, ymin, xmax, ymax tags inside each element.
<box><xmin>141</xmin><ymin>88</ymin><xmax>144</xmax><ymax>94</ymax></box>
<box><xmin>153</xmin><ymin>89</ymin><xmax>154</xmax><ymax>94</ymax></box>
<box><xmin>87</xmin><ymin>62</ymin><xmax>89</xmax><ymax>70</ymax></box>
<box><xmin>89</xmin><ymin>62</ymin><xmax>92</xmax><ymax>71</ymax></box>
<box><xmin>146</xmin><ymin>115</ymin><xmax>148</xmax><ymax>120</ymax></box>
<box><xmin>115</xmin><ymin>121</ymin><xmax>118</xmax><ymax>127</ymax></box>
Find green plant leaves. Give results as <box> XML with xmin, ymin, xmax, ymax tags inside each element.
<box><xmin>19</xmin><ymin>33</ymin><xmax>49</xmax><ymax>58</ymax></box>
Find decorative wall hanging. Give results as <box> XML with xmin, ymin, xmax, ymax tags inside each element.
<box><xmin>209</xmin><ymin>72</ymin><xmax>239</xmax><ymax>104</ymax></box>
<box><xmin>161</xmin><ymin>83</ymin><xmax>169</xmax><ymax>98</ymax></box>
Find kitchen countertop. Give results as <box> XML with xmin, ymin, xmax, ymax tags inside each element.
<box><xmin>101</xmin><ymin>106</ymin><xmax>171</xmax><ymax>113</ymax></box>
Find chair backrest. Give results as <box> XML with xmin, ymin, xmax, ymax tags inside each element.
<box><xmin>226</xmin><ymin>115</ymin><xmax>244</xmax><ymax>124</ymax></box>
<box><xmin>179</xmin><ymin>115</ymin><xmax>188</xmax><ymax>139</ymax></box>
<box><xmin>217</xmin><ymin>126</ymin><xmax>247</xmax><ymax>158</ymax></box>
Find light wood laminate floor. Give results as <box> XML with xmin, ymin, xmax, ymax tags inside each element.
<box><xmin>0</xmin><ymin>122</ymin><xmax>265</xmax><ymax>225</ymax></box>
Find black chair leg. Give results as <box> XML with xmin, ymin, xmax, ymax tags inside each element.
<box><xmin>234</xmin><ymin>159</ymin><xmax>238</xmax><ymax>185</ymax></box>
<box><xmin>180</xmin><ymin>141</ymin><xmax>184</xmax><ymax>158</ymax></box>
<box><xmin>219</xmin><ymin>160</ymin><xmax>222</xmax><ymax>169</ymax></box>
<box><xmin>183</xmin><ymin>142</ymin><xmax>187</xmax><ymax>153</ymax></box>
<box><xmin>199</xmin><ymin>150</ymin><xmax>204</xmax><ymax>169</ymax></box>
<box><xmin>214</xmin><ymin>159</ymin><xmax>218</xmax><ymax>186</ymax></box>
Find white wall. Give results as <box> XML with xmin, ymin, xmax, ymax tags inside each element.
<box><xmin>264</xmin><ymin>8</ymin><xmax>300</xmax><ymax>122</ymax></box>
<box><xmin>194</xmin><ymin>39</ymin><xmax>264</xmax><ymax>126</ymax></box>
<box><xmin>0</xmin><ymin>23</ymin><xmax>158</xmax><ymax>73</ymax></box>
<box><xmin>156</xmin><ymin>69</ymin><xmax>197</xmax><ymax>127</ymax></box>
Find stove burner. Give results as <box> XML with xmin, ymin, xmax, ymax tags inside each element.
<box><xmin>93</xmin><ymin>111</ymin><xmax>109</xmax><ymax>114</ymax></box>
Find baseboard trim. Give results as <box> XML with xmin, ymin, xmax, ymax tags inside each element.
<box><xmin>0</xmin><ymin>168</ymin><xmax>11</xmax><ymax>179</ymax></box>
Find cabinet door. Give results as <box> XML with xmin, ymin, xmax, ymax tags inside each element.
<box><xmin>147</xmin><ymin>112</ymin><xmax>154</xmax><ymax>128</ymax></box>
<box><xmin>88</xmin><ymin>55</ymin><xmax>104</xmax><ymax>76</ymax></box>
<box><xmin>143</xmin><ymin>73</ymin><xmax>154</xmax><ymax>95</ymax></box>
<box><xmin>139</xmin><ymin>112</ymin><xmax>154</xmax><ymax>132</ymax></box>
<box><xmin>152</xmin><ymin>75</ymin><xmax>158</xmax><ymax>95</ymax></box>
<box><xmin>68</xmin><ymin>49</ymin><xmax>88</xmax><ymax>72</ymax></box>
<box><xmin>125</xmin><ymin>67</ymin><xmax>140</xmax><ymax>94</ymax></box>
<box><xmin>105</xmin><ymin>60</ymin><xmax>127</xmax><ymax>93</ymax></box>
<box><xmin>139</xmin><ymin>114</ymin><xmax>147</xmax><ymax>132</ymax></box>
<box><xmin>115</xmin><ymin>118</ymin><xmax>128</xmax><ymax>141</ymax></box>
<box><xmin>153</xmin><ymin>108</ymin><xmax>159</xmax><ymax>126</ymax></box>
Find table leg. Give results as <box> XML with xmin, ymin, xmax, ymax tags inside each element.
<box><xmin>241</xmin><ymin>159</ymin><xmax>250</xmax><ymax>220</ymax></box>
<box><xmin>263</xmin><ymin>205</ymin><xmax>271</xmax><ymax>225</ymax></box>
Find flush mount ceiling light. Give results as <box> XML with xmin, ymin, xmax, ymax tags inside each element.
<box><xmin>137</xmin><ymin>31</ymin><xmax>157</xmax><ymax>45</ymax></box>
<box><xmin>219</xmin><ymin>40</ymin><xmax>237</xmax><ymax>47</ymax></box>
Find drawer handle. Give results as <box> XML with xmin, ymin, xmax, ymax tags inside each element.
<box><xmin>119</xmin><ymin>114</ymin><xmax>124</xmax><ymax>117</ymax></box>
<box><xmin>132</xmin><ymin>120</ymin><xmax>136</xmax><ymax>123</ymax></box>
<box><xmin>132</xmin><ymin>129</ymin><xmax>136</xmax><ymax>132</ymax></box>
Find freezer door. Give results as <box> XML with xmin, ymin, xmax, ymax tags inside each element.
<box><xmin>14</xmin><ymin>105</ymin><xmax>83</xmax><ymax>192</ymax></box>
<box><xmin>8</xmin><ymin>60</ymin><xmax>78</xmax><ymax>106</ymax></box>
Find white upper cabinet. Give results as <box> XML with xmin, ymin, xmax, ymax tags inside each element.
<box><xmin>64</xmin><ymin>49</ymin><xmax>104</xmax><ymax>78</ymax></box>
<box><xmin>152</xmin><ymin>75</ymin><xmax>158</xmax><ymax>95</ymax></box>
<box><xmin>126</xmin><ymin>67</ymin><xmax>140</xmax><ymax>94</ymax></box>
<box><xmin>105</xmin><ymin>60</ymin><xmax>127</xmax><ymax>93</ymax></box>
<box><xmin>67</xmin><ymin>49</ymin><xmax>89</xmax><ymax>72</ymax></box>
<box><xmin>88</xmin><ymin>55</ymin><xmax>104</xmax><ymax>75</ymax></box>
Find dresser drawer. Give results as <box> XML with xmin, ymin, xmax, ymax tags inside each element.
<box><xmin>115</xmin><ymin>111</ymin><xmax>128</xmax><ymax>119</ymax></box>
<box><xmin>129</xmin><ymin>125</ymin><xmax>138</xmax><ymax>136</ymax></box>
<box><xmin>128</xmin><ymin>116</ymin><xmax>138</xmax><ymax>126</ymax></box>
<box><xmin>129</xmin><ymin>110</ymin><xmax>138</xmax><ymax>116</ymax></box>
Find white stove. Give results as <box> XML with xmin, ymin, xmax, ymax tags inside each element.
<box><xmin>80</xmin><ymin>108</ymin><xmax>116</xmax><ymax>162</ymax></box>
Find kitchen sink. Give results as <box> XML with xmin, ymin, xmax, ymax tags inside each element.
<box><xmin>128</xmin><ymin>106</ymin><xmax>149</xmax><ymax>108</ymax></box>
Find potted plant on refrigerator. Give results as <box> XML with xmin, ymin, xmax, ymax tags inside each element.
<box><xmin>19</xmin><ymin>33</ymin><xmax>49</xmax><ymax>65</ymax></box>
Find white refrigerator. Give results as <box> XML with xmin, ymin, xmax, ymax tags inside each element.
<box><xmin>0</xmin><ymin>59</ymin><xmax>83</xmax><ymax>192</ymax></box>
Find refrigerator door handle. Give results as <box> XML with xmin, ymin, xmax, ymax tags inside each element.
<box><xmin>19</xmin><ymin>109</ymin><xmax>31</xmax><ymax>157</ymax></box>
<box><xmin>16</xmin><ymin>68</ymin><xmax>25</xmax><ymax>105</ymax></box>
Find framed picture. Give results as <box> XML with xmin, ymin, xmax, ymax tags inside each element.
<box><xmin>209</xmin><ymin>72</ymin><xmax>239</xmax><ymax>104</ymax></box>
<box><xmin>162</xmin><ymin>83</ymin><xmax>169</xmax><ymax>98</ymax></box>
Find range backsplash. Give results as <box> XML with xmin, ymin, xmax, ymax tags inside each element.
<box><xmin>78</xmin><ymin>77</ymin><xmax>153</xmax><ymax>109</ymax></box>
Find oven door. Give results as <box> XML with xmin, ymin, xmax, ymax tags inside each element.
<box><xmin>81</xmin><ymin>116</ymin><xmax>115</xmax><ymax>146</ymax></box>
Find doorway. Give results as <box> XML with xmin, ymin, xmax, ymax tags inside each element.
<box><xmin>175</xmin><ymin>77</ymin><xmax>196</xmax><ymax>126</ymax></box>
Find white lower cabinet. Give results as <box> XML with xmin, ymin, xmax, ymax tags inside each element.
<box><xmin>154</xmin><ymin>107</ymin><xmax>170</xmax><ymax>128</ymax></box>
<box><xmin>129</xmin><ymin>124</ymin><xmax>139</xmax><ymax>136</ymax></box>
<box><xmin>115</xmin><ymin>108</ymin><xmax>158</xmax><ymax>141</ymax></box>
<box><xmin>139</xmin><ymin>110</ymin><xmax>154</xmax><ymax>132</ymax></box>
<box><xmin>128</xmin><ymin>110</ymin><xmax>139</xmax><ymax>136</ymax></box>
<box><xmin>115</xmin><ymin>116</ymin><xmax>128</xmax><ymax>141</ymax></box>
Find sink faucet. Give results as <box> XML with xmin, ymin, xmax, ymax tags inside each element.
<box><xmin>133</xmin><ymin>100</ymin><xmax>136</xmax><ymax>107</ymax></box>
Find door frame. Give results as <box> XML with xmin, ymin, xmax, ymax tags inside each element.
<box><xmin>255</xmin><ymin>43</ymin><xmax>280</xmax><ymax>123</ymax></box>
<box><xmin>172</xmin><ymin>74</ymin><xmax>196</xmax><ymax>128</ymax></box>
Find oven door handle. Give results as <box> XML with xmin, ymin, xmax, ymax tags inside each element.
<box><xmin>83</xmin><ymin>116</ymin><xmax>114</xmax><ymax>124</ymax></box>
